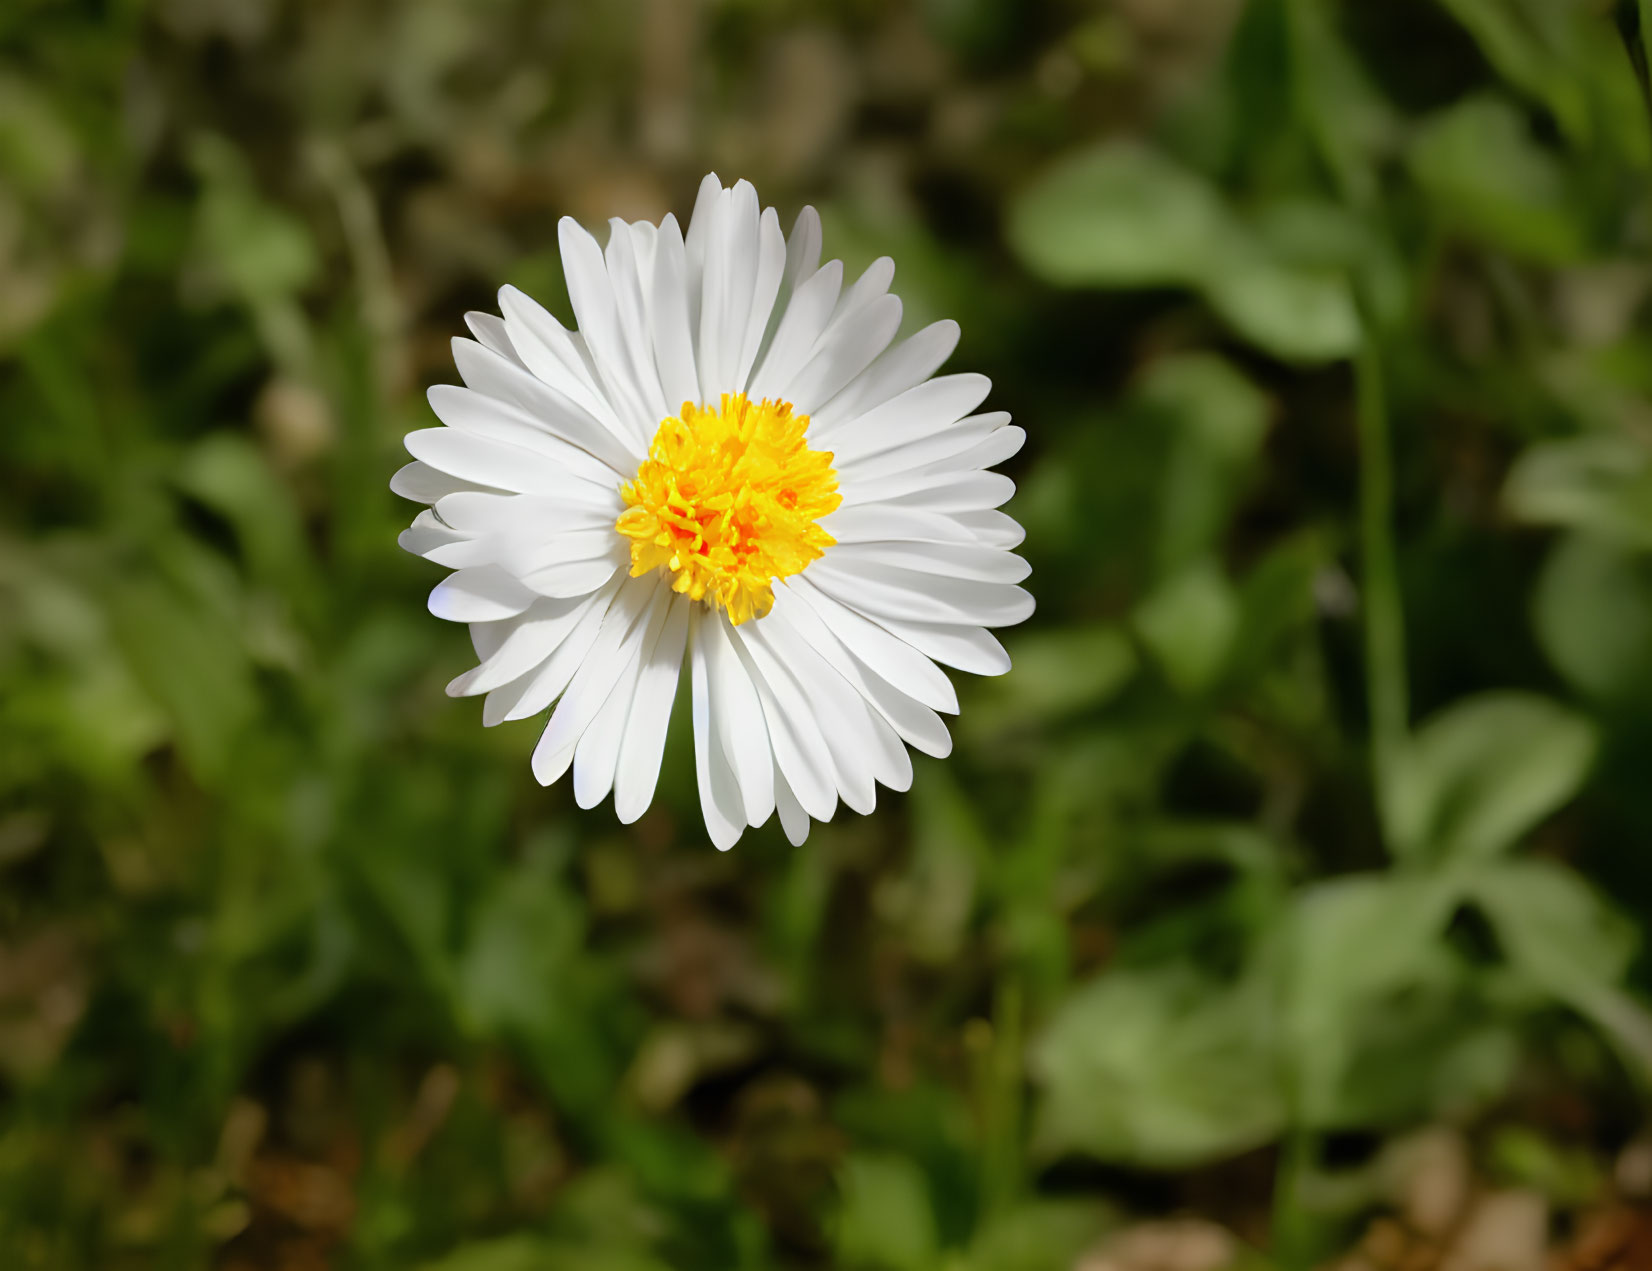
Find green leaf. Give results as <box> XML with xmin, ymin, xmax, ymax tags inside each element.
<box><xmin>1008</xmin><ymin>145</ymin><xmax>1358</xmax><ymax>361</ymax></box>
<box><xmin>1408</xmin><ymin>94</ymin><xmax>1585</xmax><ymax>264</ymax></box>
<box><xmin>1437</xmin><ymin>0</ymin><xmax>1591</xmax><ymax>144</ymax></box>
<box><xmin>190</xmin><ymin>133</ymin><xmax>318</xmax><ymax>302</ymax></box>
<box><xmin>176</xmin><ymin>433</ymin><xmax>310</xmax><ymax>590</ymax></box>
<box><xmin>458</xmin><ymin>863</ymin><xmax>585</xmax><ymax>1037</ymax></box>
<box><xmin>963</xmin><ymin>624</ymin><xmax>1137</xmax><ymax>737</ymax></box>
<box><xmin>418</xmin><ymin>1236</ymin><xmax>561</xmax><ymax>1271</ymax></box>
<box><xmin>831</xmin><ymin>1152</ymin><xmax>939</xmax><ymax>1271</ymax></box>
<box><xmin>1285</xmin><ymin>0</ymin><xmax>1398</xmax><ymax>204</ymax></box>
<box><xmin>1031</xmin><ymin>963</ymin><xmax>1284</xmax><ymax>1167</ymax></box>
<box><xmin>1283</xmin><ymin>873</ymin><xmax>1470</xmax><ymax>1125</ymax></box>
<box><xmin>884</xmin><ymin>770</ymin><xmax>985</xmax><ymax>965</ymax></box>
<box><xmin>1201</xmin><ymin>253</ymin><xmax>1359</xmax><ymax>363</ymax></box>
<box><xmin>1137</xmin><ymin>354</ymin><xmax>1270</xmax><ymax>574</ymax></box>
<box><xmin>1384</xmin><ymin>692</ymin><xmax>1597</xmax><ymax>864</ymax></box>
<box><xmin>1473</xmin><ymin>860</ymin><xmax>1652</xmax><ymax>1073</ymax></box>
<box><xmin>1533</xmin><ymin>532</ymin><xmax>1652</xmax><ymax>705</ymax></box>
<box><xmin>1132</xmin><ymin>559</ymin><xmax>1239</xmax><ymax>696</ymax></box>
<box><xmin>106</xmin><ymin>559</ymin><xmax>258</xmax><ymax>784</ymax></box>
<box><xmin>961</xmin><ymin>1200</ymin><xmax>1117</xmax><ymax>1271</ymax></box>
<box><xmin>1474</xmin><ymin>860</ymin><xmax>1635</xmax><ymax>1002</ymax></box>
<box><xmin>418</xmin><ymin>1235</ymin><xmax>668</xmax><ymax>1271</ymax></box>
<box><xmin>1007</xmin><ymin>144</ymin><xmax>1230</xmax><ymax>288</ymax></box>
<box><xmin>1504</xmin><ymin>433</ymin><xmax>1652</xmax><ymax>550</ymax></box>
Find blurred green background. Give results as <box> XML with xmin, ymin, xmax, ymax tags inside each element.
<box><xmin>5</xmin><ymin>1</ymin><xmax>1652</xmax><ymax>1267</ymax></box>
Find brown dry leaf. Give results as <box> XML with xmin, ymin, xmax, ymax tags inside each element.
<box><xmin>217</xmin><ymin>1098</ymin><xmax>270</xmax><ymax>1189</ymax></box>
<box><xmin>625</xmin><ymin>1018</ymin><xmax>763</xmax><ymax>1112</ymax></box>
<box><xmin>1388</xmin><ymin>1128</ymin><xmax>1474</xmax><ymax>1241</ymax></box>
<box><xmin>246</xmin><ymin>1155</ymin><xmax>357</xmax><ymax>1234</ymax></box>
<box><xmin>381</xmin><ymin>1062</ymin><xmax>460</xmax><ymax>1169</ymax></box>
<box><xmin>0</xmin><ymin>926</ymin><xmax>88</xmax><ymax>1081</ymax></box>
<box><xmin>1075</xmin><ymin>1217</ymin><xmax>1238</xmax><ymax>1271</ymax></box>
<box><xmin>1440</xmin><ymin>1190</ymin><xmax>1547</xmax><ymax>1271</ymax></box>
<box><xmin>1551</xmin><ymin>1205</ymin><xmax>1652</xmax><ymax>1271</ymax></box>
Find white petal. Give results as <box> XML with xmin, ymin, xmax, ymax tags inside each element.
<box><xmin>917</xmin><ymin>425</ymin><xmax>1026</xmax><ymax>477</ymax></box>
<box><xmin>952</xmin><ymin>508</ymin><xmax>1027</xmax><ymax>550</ymax></box>
<box><xmin>533</xmin><ymin>577</ymin><xmax>665</xmax><ymax>785</ymax></box>
<box><xmin>735</xmin><ymin>206</ymin><xmax>787</xmax><ymax>391</ymax></box>
<box><xmin>782</xmin><ymin>206</ymin><xmax>823</xmax><ymax>295</ymax></box>
<box><xmin>490</xmin><ymin>289</ymin><xmax>615</xmax><ymax>425</ymax></box>
<box><xmin>808</xmin><ymin>559</ymin><xmax>1034</xmax><ymax>627</ymax></box>
<box><xmin>841</xmin><ymin>469</ymin><xmax>1015</xmax><ymax>513</ymax></box>
<box><xmin>603</xmin><ymin>216</ymin><xmax>671</xmax><ymax>422</ymax></box>
<box><xmin>557</xmin><ymin>218</ymin><xmax>656</xmax><ymax>447</ymax></box>
<box><xmin>429</xmin><ymin>566</ymin><xmax>538</xmax><ymax>623</ymax></box>
<box><xmin>426</xmin><ymin>383</ymin><xmax>628</xmax><ymax>484</ymax></box>
<box><xmin>809</xmin><ymin>319</ymin><xmax>960</xmax><ymax>434</ymax></box>
<box><xmin>755</xmin><ymin>609</ymin><xmax>895</xmax><ymax>813</ymax></box>
<box><xmin>391</xmin><ymin>460</ymin><xmax>496</xmax><ymax>503</ymax></box>
<box><xmin>783</xmin><ymin>292</ymin><xmax>902</xmax><ymax>416</ymax></box>
<box><xmin>470</xmin><ymin>616</ymin><xmax>511</xmax><ymax>662</ymax></box>
<box><xmin>649</xmin><ymin>213</ymin><xmax>702</xmax><ymax>410</ymax></box>
<box><xmin>836</xmin><ymin>416</ymin><xmax>1016</xmax><ymax>482</ymax></box>
<box><xmin>697</xmin><ymin>184</ymin><xmax>757</xmax><ymax>398</ymax></box>
<box><xmin>452</xmin><ymin>332</ymin><xmax>637</xmax><ymax>474</ymax></box>
<box><xmin>447</xmin><ymin>591</ymin><xmax>605</xmax><ymax>697</ymax></box>
<box><xmin>816</xmin><ymin>373</ymin><xmax>992</xmax><ymax>459</ymax></box>
<box><xmin>682</xmin><ymin>172</ymin><xmax>725</xmax><ymax>294</ymax></box>
<box><xmin>690</xmin><ymin>613</ymin><xmax>747</xmax><ymax>850</ymax></box>
<box><xmin>464</xmin><ymin>312</ymin><xmax>524</xmax><ymax>366</ymax></box>
<box><xmin>825</xmin><ymin>257</ymin><xmax>895</xmax><ymax>333</ymax></box>
<box><xmin>770</xmin><ymin>599</ymin><xmax>914</xmax><ymax>792</ymax></box>
<box><xmin>771</xmin><ymin>586</ymin><xmax>940</xmax><ymax>764</ymax></box>
<box><xmin>398</xmin><ymin>508</ymin><xmax>466</xmax><ymax>557</ymax></box>
<box><xmin>819</xmin><ymin>502</ymin><xmax>981</xmax><ymax>547</ymax></box>
<box><xmin>398</xmin><ymin>509</ymin><xmax>492</xmax><ymax>565</ymax></box>
<box><xmin>826</xmin><ymin>540</ymin><xmax>1031</xmax><ymax>584</ymax></box>
<box><xmin>729</xmin><ymin>621</ymin><xmax>838</xmax><ymax>823</ymax></box>
<box><xmin>483</xmin><ymin>579</ymin><xmax>623</xmax><ymax>724</ymax></box>
<box><xmin>786</xmin><ymin>577</ymin><xmax>958</xmax><ymax>714</ymax></box>
<box><xmin>773</xmin><ymin>761</ymin><xmax>811</xmax><ymax>847</ymax></box>
<box><xmin>432</xmin><ymin>490</ymin><xmax>617</xmax><ymax>539</ymax></box>
<box><xmin>497</xmin><ymin>527</ymin><xmax>623</xmax><ymax>575</ymax></box>
<box><xmin>859</xmin><ymin>614</ymin><xmax>1011</xmax><ymax>677</ymax></box>
<box><xmin>614</xmin><ymin>592</ymin><xmax>691</xmax><ymax>823</ymax></box>
<box><xmin>702</xmin><ymin>611</ymin><xmax>776</xmax><ymax>826</ymax></box>
<box><xmin>514</xmin><ymin>543</ymin><xmax>627</xmax><ymax>601</ymax></box>
<box><xmin>746</xmin><ymin>260</ymin><xmax>843</xmax><ymax>402</ymax></box>
<box><xmin>404</xmin><ymin>426</ymin><xmax>620</xmax><ymax>501</ymax></box>
<box><xmin>573</xmin><ymin>643</ymin><xmax>642</xmax><ymax>810</ymax></box>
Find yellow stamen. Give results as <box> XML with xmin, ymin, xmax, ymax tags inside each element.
<box><xmin>616</xmin><ymin>393</ymin><xmax>841</xmax><ymax>625</ymax></box>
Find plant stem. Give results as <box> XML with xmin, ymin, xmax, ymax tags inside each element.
<box><xmin>1617</xmin><ymin>0</ymin><xmax>1652</xmax><ymax>134</ymax></box>
<box><xmin>975</xmin><ymin>975</ymin><xmax>1024</xmax><ymax>1219</ymax></box>
<box><xmin>1355</xmin><ymin>326</ymin><xmax>1409</xmax><ymax>812</ymax></box>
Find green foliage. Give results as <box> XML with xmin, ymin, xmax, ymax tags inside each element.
<box><xmin>2</xmin><ymin>1</ymin><xmax>1651</xmax><ymax>1269</ymax></box>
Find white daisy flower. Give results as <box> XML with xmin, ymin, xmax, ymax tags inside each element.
<box><xmin>393</xmin><ymin>174</ymin><xmax>1032</xmax><ymax>849</ymax></box>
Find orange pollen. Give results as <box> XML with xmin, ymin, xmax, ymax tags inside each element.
<box><xmin>615</xmin><ymin>393</ymin><xmax>841</xmax><ymax>625</ymax></box>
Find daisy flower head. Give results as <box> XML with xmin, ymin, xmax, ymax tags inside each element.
<box><xmin>394</xmin><ymin>175</ymin><xmax>1032</xmax><ymax>849</ymax></box>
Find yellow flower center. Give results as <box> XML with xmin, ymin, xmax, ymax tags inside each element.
<box><xmin>616</xmin><ymin>393</ymin><xmax>841</xmax><ymax>626</ymax></box>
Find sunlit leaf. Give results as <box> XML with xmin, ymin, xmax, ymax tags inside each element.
<box><xmin>1474</xmin><ymin>860</ymin><xmax>1652</xmax><ymax>1072</ymax></box>
<box><xmin>1505</xmin><ymin>433</ymin><xmax>1652</xmax><ymax>550</ymax></box>
<box><xmin>1533</xmin><ymin>532</ymin><xmax>1652</xmax><ymax>704</ymax></box>
<box><xmin>1408</xmin><ymin>94</ymin><xmax>1585</xmax><ymax>263</ymax></box>
<box><xmin>1385</xmin><ymin>692</ymin><xmax>1597</xmax><ymax>864</ymax></box>
<box><xmin>1202</xmin><ymin>254</ymin><xmax>1359</xmax><ymax>363</ymax></box>
<box><xmin>1132</xmin><ymin>559</ymin><xmax>1239</xmax><ymax>696</ymax></box>
<box><xmin>1007</xmin><ymin>145</ymin><xmax>1230</xmax><ymax>288</ymax></box>
<box><xmin>832</xmin><ymin>1152</ymin><xmax>939</xmax><ymax>1271</ymax></box>
<box><xmin>1032</xmin><ymin>963</ymin><xmax>1285</xmax><ymax>1167</ymax></box>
